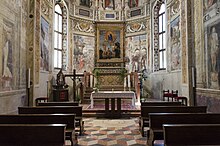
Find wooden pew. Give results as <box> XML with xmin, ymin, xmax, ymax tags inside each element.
<box><xmin>37</xmin><ymin>101</ymin><xmax>79</xmax><ymax>106</ymax></box>
<box><xmin>140</xmin><ymin>106</ymin><xmax>207</xmax><ymax>137</ymax></box>
<box><xmin>141</xmin><ymin>101</ymin><xmax>183</xmax><ymax>107</ymax></box>
<box><xmin>18</xmin><ymin>106</ymin><xmax>84</xmax><ymax>136</ymax></box>
<box><xmin>139</xmin><ymin>101</ymin><xmax>183</xmax><ymax>136</ymax></box>
<box><xmin>0</xmin><ymin>114</ymin><xmax>76</xmax><ymax>146</ymax></box>
<box><xmin>163</xmin><ymin>124</ymin><xmax>220</xmax><ymax>146</ymax></box>
<box><xmin>149</xmin><ymin>113</ymin><xmax>220</xmax><ymax>145</ymax></box>
<box><xmin>0</xmin><ymin>124</ymin><xmax>66</xmax><ymax>146</ymax></box>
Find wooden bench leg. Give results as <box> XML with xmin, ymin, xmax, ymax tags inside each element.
<box><xmin>79</xmin><ymin>120</ymin><xmax>84</xmax><ymax>136</ymax></box>
<box><xmin>70</xmin><ymin>131</ymin><xmax>78</xmax><ymax>146</ymax></box>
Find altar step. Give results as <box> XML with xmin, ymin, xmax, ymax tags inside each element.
<box><xmin>82</xmin><ymin>109</ymin><xmax>140</xmax><ymax>118</ymax></box>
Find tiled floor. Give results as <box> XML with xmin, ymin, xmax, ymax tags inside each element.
<box><xmin>74</xmin><ymin>117</ymin><xmax>147</xmax><ymax>146</ymax></box>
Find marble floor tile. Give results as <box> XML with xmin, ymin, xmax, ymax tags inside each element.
<box><xmin>76</xmin><ymin>117</ymin><xmax>147</xmax><ymax>146</ymax></box>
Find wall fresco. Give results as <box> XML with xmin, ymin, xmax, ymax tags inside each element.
<box><xmin>204</xmin><ymin>0</ymin><xmax>217</xmax><ymax>11</ymax></box>
<box><xmin>73</xmin><ymin>35</ymin><xmax>95</xmax><ymax>73</ymax></box>
<box><xmin>0</xmin><ymin>0</ymin><xmax>28</xmax><ymax>114</ymax></box>
<box><xmin>125</xmin><ymin>34</ymin><xmax>147</xmax><ymax>73</ymax></box>
<box><xmin>170</xmin><ymin>16</ymin><xmax>181</xmax><ymax>71</ymax></box>
<box><xmin>40</xmin><ymin>16</ymin><xmax>49</xmax><ymax>71</ymax></box>
<box><xmin>204</xmin><ymin>0</ymin><xmax>220</xmax><ymax>89</ymax></box>
<box><xmin>1</xmin><ymin>21</ymin><xmax>14</xmax><ymax>91</ymax></box>
<box><xmin>197</xmin><ymin>93</ymin><xmax>220</xmax><ymax>113</ymax></box>
<box><xmin>206</xmin><ymin>22</ymin><xmax>220</xmax><ymax>89</ymax></box>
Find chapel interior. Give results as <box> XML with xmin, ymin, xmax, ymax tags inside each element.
<box><xmin>0</xmin><ymin>0</ymin><xmax>220</xmax><ymax>145</ymax></box>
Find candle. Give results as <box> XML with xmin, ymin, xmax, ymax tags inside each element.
<box><xmin>94</xmin><ymin>76</ymin><xmax>97</xmax><ymax>87</ymax></box>
<box><xmin>128</xmin><ymin>74</ymin><xmax>130</xmax><ymax>88</ymax></box>
<box><xmin>90</xmin><ymin>74</ymin><xmax>93</xmax><ymax>88</ymax></box>
<box><xmin>124</xmin><ymin>77</ymin><xmax>126</xmax><ymax>88</ymax></box>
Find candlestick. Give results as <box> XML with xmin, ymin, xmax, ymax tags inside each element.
<box><xmin>28</xmin><ymin>68</ymin><xmax>30</xmax><ymax>88</ymax></box>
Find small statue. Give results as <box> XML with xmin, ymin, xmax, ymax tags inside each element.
<box><xmin>56</xmin><ymin>68</ymin><xmax>66</xmax><ymax>87</ymax></box>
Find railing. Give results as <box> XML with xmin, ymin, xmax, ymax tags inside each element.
<box><xmin>65</xmin><ymin>69</ymin><xmax>141</xmax><ymax>103</ymax></box>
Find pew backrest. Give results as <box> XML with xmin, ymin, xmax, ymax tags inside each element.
<box><xmin>149</xmin><ymin>113</ymin><xmax>220</xmax><ymax>131</ymax></box>
<box><xmin>0</xmin><ymin>124</ymin><xmax>66</xmax><ymax>146</ymax></box>
<box><xmin>38</xmin><ymin>101</ymin><xmax>79</xmax><ymax>106</ymax></box>
<box><xmin>141</xmin><ymin>106</ymin><xmax>207</xmax><ymax>118</ymax></box>
<box><xmin>0</xmin><ymin>114</ymin><xmax>75</xmax><ymax>130</ymax></box>
<box><xmin>141</xmin><ymin>101</ymin><xmax>183</xmax><ymax>107</ymax></box>
<box><xmin>18</xmin><ymin>106</ymin><xmax>82</xmax><ymax>117</ymax></box>
<box><xmin>163</xmin><ymin>124</ymin><xmax>220</xmax><ymax>145</ymax></box>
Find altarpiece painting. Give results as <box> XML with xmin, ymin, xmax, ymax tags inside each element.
<box><xmin>96</xmin><ymin>23</ymin><xmax>124</xmax><ymax>63</ymax></box>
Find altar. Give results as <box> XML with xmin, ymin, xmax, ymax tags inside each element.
<box><xmin>90</xmin><ymin>91</ymin><xmax>136</xmax><ymax>118</ymax></box>
<box><xmin>90</xmin><ymin>91</ymin><xmax>136</xmax><ymax>108</ymax></box>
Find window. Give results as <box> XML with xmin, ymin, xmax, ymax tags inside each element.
<box><xmin>153</xmin><ymin>1</ymin><xmax>166</xmax><ymax>71</ymax></box>
<box><xmin>54</xmin><ymin>4</ymin><xmax>63</xmax><ymax>69</ymax></box>
<box><xmin>53</xmin><ymin>2</ymin><xmax>68</xmax><ymax>70</ymax></box>
<box><xmin>158</xmin><ymin>3</ymin><xmax>166</xmax><ymax>69</ymax></box>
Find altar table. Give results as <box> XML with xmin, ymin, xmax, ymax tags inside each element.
<box><xmin>90</xmin><ymin>91</ymin><xmax>136</xmax><ymax>118</ymax></box>
<box><xmin>90</xmin><ymin>91</ymin><xmax>136</xmax><ymax>108</ymax></box>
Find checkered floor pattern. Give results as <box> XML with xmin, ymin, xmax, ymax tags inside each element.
<box><xmin>74</xmin><ymin>117</ymin><xmax>147</xmax><ymax>146</ymax></box>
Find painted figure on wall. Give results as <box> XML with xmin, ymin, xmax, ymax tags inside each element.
<box><xmin>210</xmin><ymin>26</ymin><xmax>219</xmax><ymax>73</ymax></box>
<box><xmin>129</xmin><ymin>0</ymin><xmax>138</xmax><ymax>8</ymax></box>
<box><xmin>40</xmin><ymin>17</ymin><xmax>49</xmax><ymax>71</ymax></box>
<box><xmin>206</xmin><ymin>22</ymin><xmax>220</xmax><ymax>89</ymax></box>
<box><xmin>125</xmin><ymin>35</ymin><xmax>147</xmax><ymax>73</ymax></box>
<box><xmin>204</xmin><ymin>0</ymin><xmax>217</xmax><ymax>11</ymax></box>
<box><xmin>73</xmin><ymin>35</ymin><xmax>94</xmax><ymax>73</ymax></box>
<box><xmin>2</xmin><ymin>23</ymin><xmax>13</xmax><ymax>89</ymax></box>
<box><xmin>131</xmin><ymin>48</ymin><xmax>140</xmax><ymax>72</ymax></box>
<box><xmin>105</xmin><ymin>0</ymin><xmax>114</xmax><ymax>9</ymax></box>
<box><xmin>208</xmin><ymin>25</ymin><xmax>220</xmax><ymax>88</ymax></box>
<box><xmin>140</xmin><ymin>47</ymin><xmax>147</xmax><ymax>70</ymax></box>
<box><xmin>170</xmin><ymin>16</ymin><xmax>181</xmax><ymax>71</ymax></box>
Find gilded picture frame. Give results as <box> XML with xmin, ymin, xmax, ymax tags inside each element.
<box><xmin>96</xmin><ymin>23</ymin><xmax>124</xmax><ymax>63</ymax></box>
